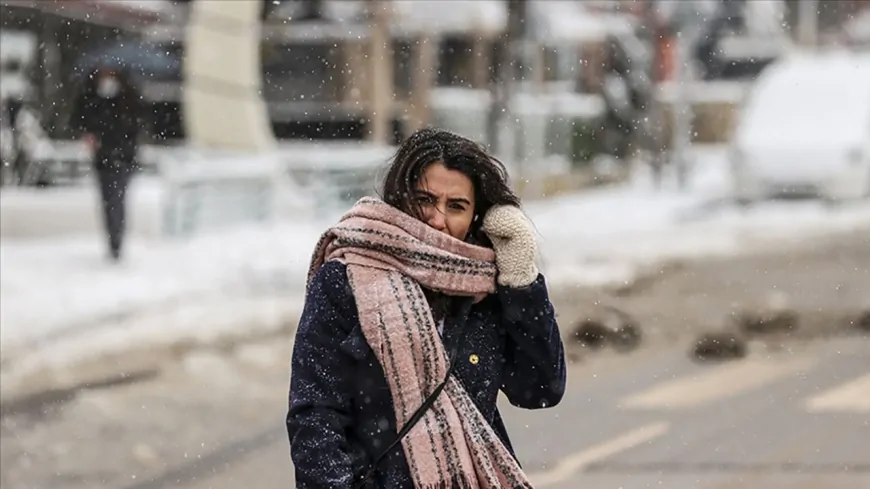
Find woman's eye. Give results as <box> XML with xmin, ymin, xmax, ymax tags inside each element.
<box><xmin>449</xmin><ymin>203</ymin><xmax>466</xmax><ymax>211</ymax></box>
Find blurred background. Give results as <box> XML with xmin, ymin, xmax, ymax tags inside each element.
<box><xmin>1</xmin><ymin>1</ymin><xmax>869</xmax><ymax>488</ymax></box>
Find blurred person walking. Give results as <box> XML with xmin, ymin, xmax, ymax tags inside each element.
<box><xmin>287</xmin><ymin>128</ymin><xmax>566</xmax><ymax>488</ymax></box>
<box><xmin>71</xmin><ymin>68</ymin><xmax>144</xmax><ymax>261</ymax></box>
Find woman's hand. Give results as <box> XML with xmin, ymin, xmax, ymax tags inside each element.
<box><xmin>481</xmin><ymin>205</ymin><xmax>539</xmax><ymax>288</ymax></box>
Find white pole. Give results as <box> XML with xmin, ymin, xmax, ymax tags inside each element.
<box><xmin>184</xmin><ymin>0</ymin><xmax>275</xmax><ymax>151</ymax></box>
<box><xmin>671</xmin><ymin>22</ymin><xmax>693</xmax><ymax>191</ymax></box>
<box><xmin>512</xmin><ymin>0</ymin><xmax>530</xmax><ymax>199</ymax></box>
<box><xmin>797</xmin><ymin>0</ymin><xmax>819</xmax><ymax>47</ymax></box>
<box><xmin>367</xmin><ymin>0</ymin><xmax>393</xmax><ymax>146</ymax></box>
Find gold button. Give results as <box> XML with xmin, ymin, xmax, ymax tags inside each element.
<box><xmin>469</xmin><ymin>354</ymin><xmax>479</xmax><ymax>365</ymax></box>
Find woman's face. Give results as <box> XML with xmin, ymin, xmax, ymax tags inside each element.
<box><xmin>414</xmin><ymin>162</ymin><xmax>475</xmax><ymax>240</ymax></box>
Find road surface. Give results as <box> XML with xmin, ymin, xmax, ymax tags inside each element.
<box><xmin>2</xmin><ymin>336</ymin><xmax>867</xmax><ymax>489</ymax></box>
<box><xmin>172</xmin><ymin>339</ymin><xmax>870</xmax><ymax>489</ymax></box>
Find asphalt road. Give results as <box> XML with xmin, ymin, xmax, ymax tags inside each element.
<box><xmin>11</xmin><ymin>337</ymin><xmax>857</xmax><ymax>489</ymax></box>
<box><xmin>182</xmin><ymin>339</ymin><xmax>870</xmax><ymax>489</ymax></box>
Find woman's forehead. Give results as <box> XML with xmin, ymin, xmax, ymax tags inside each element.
<box><xmin>417</xmin><ymin>164</ymin><xmax>474</xmax><ymax>199</ymax></box>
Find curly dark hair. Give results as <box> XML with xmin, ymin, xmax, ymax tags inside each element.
<box><xmin>379</xmin><ymin>128</ymin><xmax>521</xmax><ymax>246</ymax></box>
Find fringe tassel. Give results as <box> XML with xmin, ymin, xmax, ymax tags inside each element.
<box><xmin>418</xmin><ymin>475</ymin><xmax>536</xmax><ymax>489</ymax></box>
<box><xmin>420</xmin><ymin>474</ymin><xmax>475</xmax><ymax>489</ymax></box>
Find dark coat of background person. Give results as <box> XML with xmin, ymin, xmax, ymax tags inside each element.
<box><xmin>287</xmin><ymin>260</ymin><xmax>567</xmax><ymax>489</ymax></box>
<box><xmin>71</xmin><ymin>69</ymin><xmax>146</xmax><ymax>165</ymax></box>
<box><xmin>70</xmin><ymin>69</ymin><xmax>146</xmax><ymax>259</ymax></box>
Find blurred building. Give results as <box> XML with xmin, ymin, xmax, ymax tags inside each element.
<box><xmin>147</xmin><ymin>0</ymin><xmax>507</xmax><ymax>142</ymax></box>
<box><xmin>0</xmin><ymin>0</ymin><xmax>174</xmax><ymax>141</ymax></box>
<box><xmin>1</xmin><ymin>0</ymin><xmax>633</xmax><ymax>146</ymax></box>
<box><xmin>1</xmin><ymin>0</ymin><xmax>867</xmax><ymax>147</ymax></box>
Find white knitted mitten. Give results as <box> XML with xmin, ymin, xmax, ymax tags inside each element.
<box><xmin>481</xmin><ymin>205</ymin><xmax>539</xmax><ymax>288</ymax></box>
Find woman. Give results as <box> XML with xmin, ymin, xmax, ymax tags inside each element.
<box><xmin>288</xmin><ymin>128</ymin><xmax>566</xmax><ymax>488</ymax></box>
<box><xmin>71</xmin><ymin>67</ymin><xmax>145</xmax><ymax>261</ymax></box>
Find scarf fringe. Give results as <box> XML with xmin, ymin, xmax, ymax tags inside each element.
<box><xmin>420</xmin><ymin>475</ymin><xmax>474</xmax><ymax>489</ymax></box>
<box><xmin>419</xmin><ymin>476</ymin><xmax>535</xmax><ymax>489</ymax></box>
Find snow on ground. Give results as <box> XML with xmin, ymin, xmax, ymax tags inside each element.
<box><xmin>2</xmin><ymin>145</ymin><xmax>870</xmax><ymax>378</ymax></box>
<box><xmin>531</xmin><ymin>146</ymin><xmax>870</xmax><ymax>287</ymax></box>
<box><xmin>0</xmin><ymin>178</ymin><xmax>165</xmax><ymax>239</ymax></box>
<box><xmin>0</xmin><ymin>219</ymin><xmax>322</xmax><ymax>350</ymax></box>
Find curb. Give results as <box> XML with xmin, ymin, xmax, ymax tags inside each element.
<box><xmin>0</xmin><ymin>293</ymin><xmax>303</xmax><ymax>412</ymax></box>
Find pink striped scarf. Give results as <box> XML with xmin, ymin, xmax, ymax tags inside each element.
<box><xmin>307</xmin><ymin>197</ymin><xmax>534</xmax><ymax>489</ymax></box>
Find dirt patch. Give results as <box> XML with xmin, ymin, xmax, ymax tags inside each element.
<box><xmin>552</xmin><ymin>230</ymin><xmax>870</xmax><ymax>354</ymax></box>
<box><xmin>856</xmin><ymin>309</ymin><xmax>870</xmax><ymax>332</ymax></box>
<box><xmin>692</xmin><ymin>331</ymin><xmax>748</xmax><ymax>362</ymax></box>
<box><xmin>569</xmin><ymin>305</ymin><xmax>642</xmax><ymax>353</ymax></box>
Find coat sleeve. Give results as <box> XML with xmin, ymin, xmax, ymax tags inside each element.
<box><xmin>287</xmin><ymin>262</ymin><xmax>357</xmax><ymax>489</ymax></box>
<box><xmin>497</xmin><ymin>273</ymin><xmax>567</xmax><ymax>409</ymax></box>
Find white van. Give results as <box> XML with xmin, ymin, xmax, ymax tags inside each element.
<box><xmin>729</xmin><ymin>52</ymin><xmax>870</xmax><ymax>202</ymax></box>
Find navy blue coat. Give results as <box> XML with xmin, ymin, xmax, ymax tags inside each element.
<box><xmin>287</xmin><ymin>260</ymin><xmax>566</xmax><ymax>488</ymax></box>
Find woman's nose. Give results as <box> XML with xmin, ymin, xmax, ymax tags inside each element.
<box><xmin>427</xmin><ymin>207</ymin><xmax>447</xmax><ymax>231</ymax></box>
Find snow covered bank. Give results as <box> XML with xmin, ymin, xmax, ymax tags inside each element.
<box><xmin>0</xmin><ymin>219</ymin><xmax>322</xmax><ymax>357</ymax></box>
<box><xmin>533</xmin><ymin>147</ymin><xmax>870</xmax><ymax>288</ymax></box>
